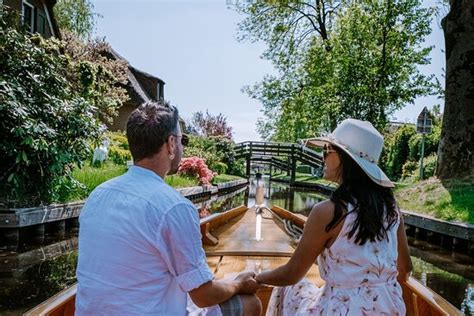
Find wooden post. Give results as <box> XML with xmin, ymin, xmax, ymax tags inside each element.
<box><xmin>66</xmin><ymin>217</ymin><xmax>80</xmax><ymax>233</ymax></box>
<box><xmin>246</xmin><ymin>155</ymin><xmax>251</xmax><ymax>179</ymax></box>
<box><xmin>290</xmin><ymin>145</ymin><xmax>296</xmax><ymax>186</ymax></box>
<box><xmin>2</xmin><ymin>228</ymin><xmax>19</xmax><ymax>249</ymax></box>
<box><xmin>31</xmin><ymin>224</ymin><xmax>45</xmax><ymax>244</ymax></box>
<box><xmin>288</xmin><ymin>188</ymin><xmax>295</xmax><ymax>212</ymax></box>
<box><xmin>47</xmin><ymin>220</ymin><xmax>66</xmax><ymax>239</ymax></box>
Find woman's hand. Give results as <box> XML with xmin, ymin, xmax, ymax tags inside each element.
<box><xmin>234</xmin><ymin>271</ymin><xmax>262</xmax><ymax>294</ymax></box>
<box><xmin>252</xmin><ymin>200</ymin><xmax>338</xmax><ymax>287</ymax></box>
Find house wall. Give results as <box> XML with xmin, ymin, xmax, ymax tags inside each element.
<box><xmin>4</xmin><ymin>0</ymin><xmax>22</xmax><ymax>11</ymax></box>
<box><xmin>109</xmin><ymin>101</ymin><xmax>187</xmax><ymax>134</ymax></box>
<box><xmin>4</xmin><ymin>0</ymin><xmax>55</xmax><ymax>38</ymax></box>
<box><xmin>109</xmin><ymin>101</ymin><xmax>136</xmax><ymax>132</ymax></box>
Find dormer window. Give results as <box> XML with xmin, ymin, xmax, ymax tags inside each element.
<box><xmin>22</xmin><ymin>1</ymin><xmax>35</xmax><ymax>33</ymax></box>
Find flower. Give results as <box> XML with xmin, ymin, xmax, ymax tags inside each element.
<box><xmin>178</xmin><ymin>156</ymin><xmax>217</xmax><ymax>185</ymax></box>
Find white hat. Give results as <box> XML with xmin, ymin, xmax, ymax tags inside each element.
<box><xmin>304</xmin><ymin>118</ymin><xmax>394</xmax><ymax>188</ymax></box>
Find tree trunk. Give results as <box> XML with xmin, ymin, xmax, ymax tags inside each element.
<box><xmin>436</xmin><ymin>0</ymin><xmax>474</xmax><ymax>179</ymax></box>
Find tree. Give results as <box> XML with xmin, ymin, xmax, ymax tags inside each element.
<box><xmin>436</xmin><ymin>0</ymin><xmax>474</xmax><ymax>179</ymax></box>
<box><xmin>191</xmin><ymin>110</ymin><xmax>233</xmax><ymax>140</ymax></box>
<box><xmin>0</xmin><ymin>10</ymin><xmax>102</xmax><ymax>206</ymax></box>
<box><xmin>54</xmin><ymin>0</ymin><xmax>100</xmax><ymax>40</ymax></box>
<box><xmin>0</xmin><ymin>9</ymin><xmax>128</xmax><ymax>206</ymax></box>
<box><xmin>236</xmin><ymin>0</ymin><xmax>439</xmax><ymax>141</ymax></box>
<box><xmin>61</xmin><ymin>31</ymin><xmax>129</xmax><ymax>125</ymax></box>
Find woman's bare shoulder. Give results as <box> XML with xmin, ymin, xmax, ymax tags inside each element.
<box><xmin>307</xmin><ymin>199</ymin><xmax>336</xmax><ymax>226</ymax></box>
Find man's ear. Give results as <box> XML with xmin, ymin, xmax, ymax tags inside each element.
<box><xmin>166</xmin><ymin>135</ymin><xmax>176</xmax><ymax>156</ymax></box>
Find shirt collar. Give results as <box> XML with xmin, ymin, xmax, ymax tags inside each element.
<box><xmin>128</xmin><ymin>165</ymin><xmax>165</xmax><ymax>183</ymax></box>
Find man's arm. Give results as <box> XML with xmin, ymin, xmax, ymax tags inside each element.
<box><xmin>189</xmin><ymin>272</ymin><xmax>259</xmax><ymax>308</ymax></box>
<box><xmin>159</xmin><ymin>202</ymin><xmax>260</xmax><ymax>308</ymax></box>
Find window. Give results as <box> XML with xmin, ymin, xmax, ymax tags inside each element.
<box><xmin>22</xmin><ymin>1</ymin><xmax>34</xmax><ymax>33</ymax></box>
<box><xmin>37</xmin><ymin>13</ymin><xmax>46</xmax><ymax>34</ymax></box>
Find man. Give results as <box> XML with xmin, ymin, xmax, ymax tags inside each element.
<box><xmin>76</xmin><ymin>101</ymin><xmax>262</xmax><ymax>315</ymax></box>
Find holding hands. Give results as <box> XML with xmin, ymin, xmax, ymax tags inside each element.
<box><xmin>234</xmin><ymin>271</ymin><xmax>265</xmax><ymax>294</ymax></box>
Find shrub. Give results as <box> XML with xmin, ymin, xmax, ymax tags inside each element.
<box><xmin>106</xmin><ymin>132</ymin><xmax>129</xmax><ymax>150</ymax></box>
<box><xmin>106</xmin><ymin>131</ymin><xmax>131</xmax><ymax>165</ymax></box>
<box><xmin>383</xmin><ymin>125</ymin><xmax>416</xmax><ymax>180</ymax></box>
<box><xmin>109</xmin><ymin>147</ymin><xmax>132</xmax><ymax>165</ymax></box>
<box><xmin>178</xmin><ymin>156</ymin><xmax>217</xmax><ymax>185</ymax></box>
<box><xmin>401</xmin><ymin>160</ymin><xmax>418</xmax><ymax>180</ymax></box>
<box><xmin>408</xmin><ymin>132</ymin><xmax>440</xmax><ymax>162</ymax></box>
<box><xmin>228</xmin><ymin>158</ymin><xmax>246</xmax><ymax>177</ymax></box>
<box><xmin>401</xmin><ymin>154</ymin><xmax>438</xmax><ymax>180</ymax></box>
<box><xmin>422</xmin><ymin>154</ymin><xmax>437</xmax><ymax>179</ymax></box>
<box><xmin>184</xmin><ymin>135</ymin><xmax>243</xmax><ymax>176</ymax></box>
<box><xmin>210</xmin><ymin>161</ymin><xmax>228</xmax><ymax>175</ymax></box>
<box><xmin>0</xmin><ymin>11</ymin><xmax>102</xmax><ymax>206</ymax></box>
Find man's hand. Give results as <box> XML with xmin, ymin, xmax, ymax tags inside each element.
<box><xmin>234</xmin><ymin>271</ymin><xmax>261</xmax><ymax>294</ymax></box>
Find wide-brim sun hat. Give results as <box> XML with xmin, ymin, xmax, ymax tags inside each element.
<box><xmin>303</xmin><ymin>118</ymin><xmax>394</xmax><ymax>188</ymax></box>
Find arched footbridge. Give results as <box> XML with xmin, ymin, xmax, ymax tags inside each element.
<box><xmin>233</xmin><ymin>141</ymin><xmax>323</xmax><ymax>185</ymax></box>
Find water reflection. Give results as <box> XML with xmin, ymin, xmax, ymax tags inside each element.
<box><xmin>247</xmin><ymin>178</ymin><xmax>326</xmax><ymax>215</ymax></box>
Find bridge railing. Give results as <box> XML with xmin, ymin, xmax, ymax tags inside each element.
<box><xmin>234</xmin><ymin>141</ymin><xmax>323</xmax><ymax>168</ymax></box>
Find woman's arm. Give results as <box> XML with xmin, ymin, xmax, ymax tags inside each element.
<box><xmin>256</xmin><ymin>200</ymin><xmax>336</xmax><ymax>286</ymax></box>
<box><xmin>396</xmin><ymin>213</ymin><xmax>413</xmax><ymax>282</ymax></box>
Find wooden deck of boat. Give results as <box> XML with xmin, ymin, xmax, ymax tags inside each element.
<box><xmin>204</xmin><ymin>207</ymin><xmax>296</xmax><ymax>257</ymax></box>
<box><xmin>204</xmin><ymin>206</ymin><xmax>324</xmax><ymax>287</ymax></box>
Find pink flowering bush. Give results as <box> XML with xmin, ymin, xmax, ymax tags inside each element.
<box><xmin>178</xmin><ymin>156</ymin><xmax>217</xmax><ymax>185</ymax></box>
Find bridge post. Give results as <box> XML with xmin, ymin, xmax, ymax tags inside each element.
<box><xmin>290</xmin><ymin>145</ymin><xmax>296</xmax><ymax>186</ymax></box>
<box><xmin>246</xmin><ymin>155</ymin><xmax>251</xmax><ymax>178</ymax></box>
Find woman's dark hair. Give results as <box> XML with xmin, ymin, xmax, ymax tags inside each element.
<box><xmin>326</xmin><ymin>145</ymin><xmax>398</xmax><ymax>245</ymax></box>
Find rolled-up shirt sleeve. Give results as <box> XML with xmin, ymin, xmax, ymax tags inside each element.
<box><xmin>159</xmin><ymin>202</ymin><xmax>214</xmax><ymax>292</ymax></box>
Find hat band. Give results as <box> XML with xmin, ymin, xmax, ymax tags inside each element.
<box><xmin>327</xmin><ymin>135</ymin><xmax>378</xmax><ymax>164</ymax></box>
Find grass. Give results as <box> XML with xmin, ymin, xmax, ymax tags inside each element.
<box><xmin>272</xmin><ymin>172</ymin><xmax>337</xmax><ymax>188</ymax></box>
<box><xmin>395</xmin><ymin>176</ymin><xmax>474</xmax><ymax>224</ymax></box>
<box><xmin>212</xmin><ymin>174</ymin><xmax>245</xmax><ymax>184</ymax></box>
<box><xmin>165</xmin><ymin>174</ymin><xmax>199</xmax><ymax>188</ymax></box>
<box><xmin>66</xmin><ymin>163</ymin><xmax>246</xmax><ymax>202</ymax></box>
<box><xmin>67</xmin><ymin>162</ymin><xmax>128</xmax><ymax>201</ymax></box>
<box><xmin>272</xmin><ymin>171</ymin><xmax>473</xmax><ymax>225</ymax></box>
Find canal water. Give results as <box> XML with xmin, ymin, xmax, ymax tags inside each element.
<box><xmin>0</xmin><ymin>179</ymin><xmax>472</xmax><ymax>315</ymax></box>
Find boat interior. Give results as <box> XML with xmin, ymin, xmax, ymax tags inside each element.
<box><xmin>25</xmin><ymin>200</ymin><xmax>462</xmax><ymax>316</ymax></box>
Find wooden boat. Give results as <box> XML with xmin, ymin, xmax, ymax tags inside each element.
<box><xmin>25</xmin><ymin>204</ymin><xmax>461</xmax><ymax>316</ymax></box>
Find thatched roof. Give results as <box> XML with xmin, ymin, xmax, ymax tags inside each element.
<box><xmin>108</xmin><ymin>49</ymin><xmax>165</xmax><ymax>103</ymax></box>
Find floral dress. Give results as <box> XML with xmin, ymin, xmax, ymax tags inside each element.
<box><xmin>266</xmin><ymin>204</ymin><xmax>406</xmax><ymax>316</ymax></box>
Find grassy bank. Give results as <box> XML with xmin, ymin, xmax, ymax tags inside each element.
<box><xmin>272</xmin><ymin>172</ymin><xmax>473</xmax><ymax>225</ymax></box>
<box><xmin>66</xmin><ymin>162</ymin><xmax>128</xmax><ymax>201</ymax></box>
<box><xmin>68</xmin><ymin>163</ymin><xmax>243</xmax><ymax>201</ymax></box>
<box><xmin>212</xmin><ymin>174</ymin><xmax>245</xmax><ymax>184</ymax></box>
<box><xmin>272</xmin><ymin>172</ymin><xmax>337</xmax><ymax>188</ymax></box>
<box><xmin>395</xmin><ymin>176</ymin><xmax>474</xmax><ymax>224</ymax></box>
<box><xmin>165</xmin><ymin>174</ymin><xmax>199</xmax><ymax>188</ymax></box>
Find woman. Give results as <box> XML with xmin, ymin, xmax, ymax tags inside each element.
<box><xmin>256</xmin><ymin>119</ymin><xmax>412</xmax><ymax>315</ymax></box>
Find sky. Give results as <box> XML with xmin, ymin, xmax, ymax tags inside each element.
<box><xmin>92</xmin><ymin>0</ymin><xmax>446</xmax><ymax>143</ymax></box>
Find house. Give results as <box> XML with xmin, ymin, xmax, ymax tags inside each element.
<box><xmin>4</xmin><ymin>0</ymin><xmax>61</xmax><ymax>39</ymax></box>
<box><xmin>387</xmin><ymin>121</ymin><xmax>416</xmax><ymax>133</ymax></box>
<box><xmin>106</xmin><ymin>49</ymin><xmax>186</xmax><ymax>132</ymax></box>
